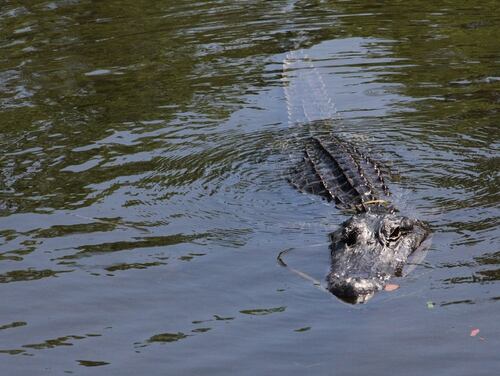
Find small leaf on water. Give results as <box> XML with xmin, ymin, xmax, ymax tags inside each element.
<box><xmin>384</xmin><ymin>284</ymin><xmax>399</xmax><ymax>292</ymax></box>
<box><xmin>470</xmin><ymin>328</ymin><xmax>480</xmax><ymax>337</ymax></box>
<box><xmin>426</xmin><ymin>301</ymin><xmax>435</xmax><ymax>309</ymax></box>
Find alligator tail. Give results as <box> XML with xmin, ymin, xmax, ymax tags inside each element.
<box><xmin>283</xmin><ymin>50</ymin><xmax>338</xmax><ymax>126</ymax></box>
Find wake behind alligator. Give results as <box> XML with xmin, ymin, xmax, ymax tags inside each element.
<box><xmin>282</xmin><ymin>50</ymin><xmax>431</xmax><ymax>304</ymax></box>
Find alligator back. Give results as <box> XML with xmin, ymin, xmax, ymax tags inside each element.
<box><xmin>289</xmin><ymin>134</ymin><xmax>393</xmax><ymax>213</ymax></box>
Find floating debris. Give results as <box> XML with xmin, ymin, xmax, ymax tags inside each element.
<box><xmin>470</xmin><ymin>328</ymin><xmax>480</xmax><ymax>337</ymax></box>
<box><xmin>384</xmin><ymin>284</ymin><xmax>399</xmax><ymax>292</ymax></box>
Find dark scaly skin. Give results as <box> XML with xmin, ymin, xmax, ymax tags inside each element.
<box><xmin>289</xmin><ymin>134</ymin><xmax>431</xmax><ymax>304</ymax></box>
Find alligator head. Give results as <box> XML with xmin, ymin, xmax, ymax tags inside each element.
<box><xmin>328</xmin><ymin>212</ymin><xmax>430</xmax><ymax>304</ymax></box>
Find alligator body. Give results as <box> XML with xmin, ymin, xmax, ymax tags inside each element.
<box><xmin>289</xmin><ymin>134</ymin><xmax>430</xmax><ymax>303</ymax></box>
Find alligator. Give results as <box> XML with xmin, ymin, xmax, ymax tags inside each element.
<box><xmin>281</xmin><ymin>50</ymin><xmax>431</xmax><ymax>304</ymax></box>
<box><xmin>287</xmin><ymin>134</ymin><xmax>430</xmax><ymax>303</ymax></box>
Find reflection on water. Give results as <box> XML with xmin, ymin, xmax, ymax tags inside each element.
<box><xmin>147</xmin><ymin>332</ymin><xmax>188</xmax><ymax>344</ymax></box>
<box><xmin>0</xmin><ymin>0</ymin><xmax>499</xmax><ymax>374</ymax></box>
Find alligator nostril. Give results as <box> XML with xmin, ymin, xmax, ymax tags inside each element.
<box><xmin>344</xmin><ymin>229</ymin><xmax>358</xmax><ymax>246</ymax></box>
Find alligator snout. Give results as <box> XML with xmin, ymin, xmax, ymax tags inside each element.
<box><xmin>328</xmin><ymin>276</ymin><xmax>384</xmax><ymax>304</ymax></box>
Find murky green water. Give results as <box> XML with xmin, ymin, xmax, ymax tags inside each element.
<box><xmin>1</xmin><ymin>1</ymin><xmax>499</xmax><ymax>374</ymax></box>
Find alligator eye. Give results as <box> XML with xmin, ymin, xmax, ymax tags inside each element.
<box><xmin>344</xmin><ymin>229</ymin><xmax>358</xmax><ymax>246</ymax></box>
<box><xmin>388</xmin><ymin>227</ymin><xmax>404</xmax><ymax>241</ymax></box>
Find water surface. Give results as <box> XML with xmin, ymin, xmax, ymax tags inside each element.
<box><xmin>1</xmin><ymin>1</ymin><xmax>499</xmax><ymax>375</ymax></box>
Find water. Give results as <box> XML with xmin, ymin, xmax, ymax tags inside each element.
<box><xmin>1</xmin><ymin>1</ymin><xmax>499</xmax><ymax>374</ymax></box>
